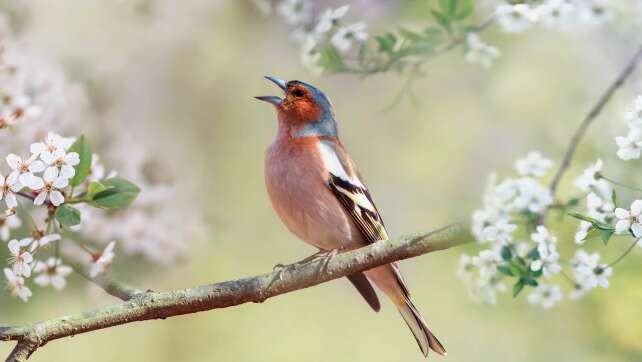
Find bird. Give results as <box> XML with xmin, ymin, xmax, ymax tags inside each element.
<box><xmin>256</xmin><ymin>76</ymin><xmax>446</xmax><ymax>357</ymax></box>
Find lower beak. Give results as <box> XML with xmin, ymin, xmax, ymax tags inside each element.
<box><xmin>254</xmin><ymin>95</ymin><xmax>283</xmax><ymax>106</ymax></box>
<box><xmin>255</xmin><ymin>76</ymin><xmax>288</xmax><ymax>106</ymax></box>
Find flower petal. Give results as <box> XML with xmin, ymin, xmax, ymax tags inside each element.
<box><xmin>49</xmin><ymin>191</ymin><xmax>64</xmax><ymax>206</ymax></box>
<box><xmin>34</xmin><ymin>191</ymin><xmax>47</xmax><ymax>206</ymax></box>
<box><xmin>6</xmin><ymin>154</ymin><xmax>21</xmax><ymax>170</ymax></box>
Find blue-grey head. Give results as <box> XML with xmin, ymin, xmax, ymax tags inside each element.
<box><xmin>255</xmin><ymin>76</ymin><xmax>338</xmax><ymax>137</ymax></box>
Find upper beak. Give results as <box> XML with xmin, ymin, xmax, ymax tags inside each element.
<box><xmin>255</xmin><ymin>76</ymin><xmax>287</xmax><ymax>106</ymax></box>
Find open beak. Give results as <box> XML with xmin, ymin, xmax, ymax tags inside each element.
<box><xmin>254</xmin><ymin>76</ymin><xmax>287</xmax><ymax>106</ymax></box>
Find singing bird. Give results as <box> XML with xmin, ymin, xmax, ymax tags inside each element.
<box><xmin>256</xmin><ymin>76</ymin><xmax>445</xmax><ymax>357</ymax></box>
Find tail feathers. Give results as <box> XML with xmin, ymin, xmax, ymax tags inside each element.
<box><xmin>347</xmin><ymin>273</ymin><xmax>381</xmax><ymax>312</ymax></box>
<box><xmin>397</xmin><ymin>299</ymin><xmax>446</xmax><ymax>357</ymax></box>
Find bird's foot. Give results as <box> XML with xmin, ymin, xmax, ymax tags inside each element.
<box><xmin>317</xmin><ymin>248</ymin><xmax>339</xmax><ymax>274</ymax></box>
<box><xmin>270</xmin><ymin>249</ymin><xmax>340</xmax><ymax>281</ymax></box>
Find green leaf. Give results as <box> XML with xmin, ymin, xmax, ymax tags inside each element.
<box><xmin>531</xmin><ymin>268</ymin><xmax>543</xmax><ymax>278</ymax></box>
<box><xmin>87</xmin><ymin>181</ymin><xmax>111</xmax><ymax>198</ymax></box>
<box><xmin>454</xmin><ymin>0</ymin><xmax>474</xmax><ymax>20</ymax></box>
<box><xmin>55</xmin><ymin>204</ymin><xmax>81</xmax><ymax>226</ymax></box>
<box><xmin>611</xmin><ymin>189</ymin><xmax>617</xmax><ymax>207</ymax></box>
<box><xmin>497</xmin><ymin>265</ymin><xmax>514</xmax><ymax>277</ymax></box>
<box><xmin>568</xmin><ymin>212</ymin><xmax>614</xmax><ymax>231</ymax></box>
<box><xmin>509</xmin><ymin>259</ymin><xmax>528</xmax><ymax>275</ymax></box>
<box><xmin>375</xmin><ymin>33</ymin><xmax>397</xmax><ymax>54</ymax></box>
<box><xmin>500</xmin><ymin>246</ymin><xmax>513</xmax><ymax>261</ymax></box>
<box><xmin>431</xmin><ymin>10</ymin><xmax>452</xmax><ymax>32</ymax></box>
<box><xmin>526</xmin><ymin>247</ymin><xmax>540</xmax><ymax>260</ymax></box>
<box><xmin>88</xmin><ymin>177</ymin><xmax>140</xmax><ymax>209</ymax></box>
<box><xmin>318</xmin><ymin>47</ymin><xmax>347</xmax><ymax>73</ymax></box>
<box><xmin>68</xmin><ymin>135</ymin><xmax>93</xmax><ymax>187</ymax></box>
<box><xmin>438</xmin><ymin>0</ymin><xmax>458</xmax><ymax>18</ymax></box>
<box><xmin>398</xmin><ymin>27</ymin><xmax>422</xmax><ymax>42</ymax></box>
<box><xmin>599</xmin><ymin>228</ymin><xmax>615</xmax><ymax>246</ymax></box>
<box><xmin>523</xmin><ymin>277</ymin><xmax>538</xmax><ymax>287</ymax></box>
<box><xmin>566</xmin><ymin>197</ymin><xmax>582</xmax><ymax>208</ymax></box>
<box><xmin>512</xmin><ymin>279</ymin><xmax>525</xmax><ymax>298</ymax></box>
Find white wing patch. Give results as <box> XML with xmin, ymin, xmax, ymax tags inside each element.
<box><xmin>317</xmin><ymin>141</ymin><xmax>365</xmax><ymax>187</ymax></box>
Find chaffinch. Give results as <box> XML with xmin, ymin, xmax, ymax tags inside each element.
<box><xmin>256</xmin><ymin>76</ymin><xmax>445</xmax><ymax>357</ymax></box>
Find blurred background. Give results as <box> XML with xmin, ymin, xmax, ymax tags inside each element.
<box><xmin>0</xmin><ymin>1</ymin><xmax>641</xmax><ymax>361</ymax></box>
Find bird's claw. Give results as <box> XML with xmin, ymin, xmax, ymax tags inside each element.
<box><xmin>269</xmin><ymin>248</ymin><xmax>340</xmax><ymax>288</ymax></box>
<box><xmin>318</xmin><ymin>248</ymin><xmax>339</xmax><ymax>274</ymax></box>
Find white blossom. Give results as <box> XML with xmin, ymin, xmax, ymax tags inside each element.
<box><xmin>574</xmin><ymin>159</ymin><xmax>611</xmax><ymax>199</ymax></box>
<box><xmin>4</xmin><ymin>268</ymin><xmax>31</xmax><ymax>302</ymax></box>
<box><xmin>472</xmin><ymin>274</ymin><xmax>507</xmax><ymax>304</ymax></box>
<box><xmin>495</xmin><ymin>3</ymin><xmax>537</xmax><ymax>33</ymax></box>
<box><xmin>481</xmin><ymin>219</ymin><xmax>517</xmax><ymax>245</ymax></box>
<box><xmin>8</xmin><ymin>238</ymin><xmax>33</xmax><ymax>277</ymax></box>
<box><xmin>314</xmin><ymin>5</ymin><xmax>350</xmax><ymax>35</ymax></box>
<box><xmin>571</xmin><ymin>249</ymin><xmax>612</xmax><ymax>299</ymax></box>
<box><xmin>537</xmin><ymin>0</ymin><xmax>578</xmax><ymax>28</ymax></box>
<box><xmin>530</xmin><ymin>226</ymin><xmax>561</xmax><ymax>278</ymax></box>
<box><xmin>31</xmin><ymin>167</ymin><xmax>68</xmax><ymax>206</ymax></box>
<box><xmin>33</xmin><ymin>257</ymin><xmax>72</xmax><ymax>290</ymax></box>
<box><xmin>25</xmin><ymin>232</ymin><xmax>61</xmax><ymax>252</ymax></box>
<box><xmin>30</xmin><ymin>132</ymin><xmax>74</xmax><ymax>164</ymax></box>
<box><xmin>0</xmin><ymin>214</ymin><xmax>20</xmax><ymax>241</ymax></box>
<box><xmin>574</xmin><ymin>192</ymin><xmax>613</xmax><ymax>243</ymax></box>
<box><xmin>624</xmin><ymin>95</ymin><xmax>642</xmax><ymax>129</ymax></box>
<box><xmin>0</xmin><ymin>173</ymin><xmax>20</xmax><ymax>208</ymax></box>
<box><xmin>465</xmin><ymin>33</ymin><xmax>500</xmax><ymax>69</ymax></box>
<box><xmin>615</xmin><ymin>128</ymin><xmax>642</xmax><ymax>160</ymax></box>
<box><xmin>577</xmin><ymin>0</ymin><xmax>613</xmax><ymax>25</ymax></box>
<box><xmin>574</xmin><ymin>220</ymin><xmax>592</xmax><ymax>244</ymax></box>
<box><xmin>89</xmin><ymin>241</ymin><xmax>116</xmax><ymax>278</ymax></box>
<box><xmin>6</xmin><ymin>153</ymin><xmax>45</xmax><ymax>188</ymax></box>
<box><xmin>472</xmin><ymin>249</ymin><xmax>501</xmax><ymax>279</ymax></box>
<box><xmin>512</xmin><ymin>177</ymin><xmax>553</xmax><ymax>213</ymax></box>
<box><xmin>46</xmin><ymin>151</ymin><xmax>80</xmax><ymax>180</ymax></box>
<box><xmin>528</xmin><ymin>283</ymin><xmax>563</xmax><ymax>309</ymax></box>
<box><xmin>300</xmin><ymin>34</ymin><xmax>323</xmax><ymax>76</ymax></box>
<box><xmin>276</xmin><ymin>0</ymin><xmax>312</xmax><ymax>27</ymax></box>
<box><xmin>457</xmin><ymin>254</ymin><xmax>475</xmax><ymax>282</ymax></box>
<box><xmin>331</xmin><ymin>22</ymin><xmax>368</xmax><ymax>53</ymax></box>
<box><xmin>514</xmin><ymin>151</ymin><xmax>553</xmax><ymax>177</ymax></box>
<box><xmin>614</xmin><ymin>200</ymin><xmax>642</xmax><ymax>237</ymax></box>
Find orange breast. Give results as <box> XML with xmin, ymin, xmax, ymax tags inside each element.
<box><xmin>264</xmin><ymin>137</ymin><xmax>364</xmax><ymax>250</ymax></box>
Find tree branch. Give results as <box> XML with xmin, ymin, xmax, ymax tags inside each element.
<box><xmin>547</xmin><ymin>44</ymin><xmax>642</xmax><ymax>200</ymax></box>
<box><xmin>0</xmin><ymin>223</ymin><xmax>471</xmax><ymax>361</ymax></box>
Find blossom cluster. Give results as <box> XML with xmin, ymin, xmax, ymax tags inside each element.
<box><xmin>462</xmin><ymin>95</ymin><xmax>642</xmax><ymax>309</ymax></box>
<box><xmin>253</xmin><ymin>1</ymin><xmax>368</xmax><ymax>75</ymax></box>
<box><xmin>0</xmin><ymin>10</ymin><xmax>204</xmax><ymax>302</ymax></box>
<box><xmin>465</xmin><ymin>0</ymin><xmax>614</xmax><ymax>69</ymax></box>
<box><xmin>462</xmin><ymin>151</ymin><xmax>563</xmax><ymax>306</ymax></box>
<box><xmin>253</xmin><ymin>1</ymin><xmax>615</xmax><ymax>75</ymax></box>
<box><xmin>1</xmin><ymin>132</ymin><xmax>130</xmax><ymax>302</ymax></box>
<box><xmin>495</xmin><ymin>0</ymin><xmax>613</xmax><ymax>34</ymax></box>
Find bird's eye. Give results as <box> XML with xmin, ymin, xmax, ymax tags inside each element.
<box><xmin>292</xmin><ymin>89</ymin><xmax>305</xmax><ymax>98</ymax></box>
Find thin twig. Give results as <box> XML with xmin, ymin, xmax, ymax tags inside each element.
<box><xmin>0</xmin><ymin>224</ymin><xmax>471</xmax><ymax>361</ymax></box>
<box><xmin>64</xmin><ymin>252</ymin><xmax>144</xmax><ymax>301</ymax></box>
<box><xmin>548</xmin><ymin>45</ymin><xmax>642</xmax><ymax>197</ymax></box>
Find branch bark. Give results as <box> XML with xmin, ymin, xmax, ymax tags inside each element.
<box><xmin>0</xmin><ymin>223</ymin><xmax>470</xmax><ymax>362</ymax></box>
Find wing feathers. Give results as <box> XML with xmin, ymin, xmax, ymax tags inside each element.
<box><xmin>328</xmin><ymin>172</ymin><xmax>388</xmax><ymax>243</ymax></box>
